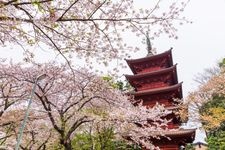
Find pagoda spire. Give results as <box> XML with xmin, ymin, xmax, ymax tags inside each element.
<box><xmin>146</xmin><ymin>32</ymin><xmax>154</xmax><ymax>56</ymax></box>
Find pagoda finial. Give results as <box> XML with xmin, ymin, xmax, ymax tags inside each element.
<box><xmin>146</xmin><ymin>32</ymin><xmax>154</xmax><ymax>56</ymax></box>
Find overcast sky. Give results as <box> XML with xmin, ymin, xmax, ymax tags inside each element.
<box><xmin>131</xmin><ymin>0</ymin><xmax>225</xmax><ymax>96</ymax></box>
<box><xmin>1</xmin><ymin>0</ymin><xmax>225</xmax><ymax>97</ymax></box>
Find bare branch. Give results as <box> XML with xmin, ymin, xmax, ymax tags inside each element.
<box><xmin>14</xmin><ymin>0</ymin><xmax>53</xmax><ymax>6</ymax></box>
<box><xmin>0</xmin><ymin>0</ymin><xmax>17</xmax><ymax>6</ymax></box>
<box><xmin>57</xmin><ymin>0</ymin><xmax>79</xmax><ymax>21</ymax></box>
<box><xmin>65</xmin><ymin>116</ymin><xmax>91</xmax><ymax>141</ymax></box>
<box><xmin>32</xmin><ymin>23</ymin><xmax>75</xmax><ymax>78</ymax></box>
<box><xmin>88</xmin><ymin>0</ymin><xmax>106</xmax><ymax>19</ymax></box>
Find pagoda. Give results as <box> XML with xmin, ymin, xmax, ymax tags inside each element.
<box><xmin>124</xmin><ymin>37</ymin><xmax>195</xmax><ymax>150</ymax></box>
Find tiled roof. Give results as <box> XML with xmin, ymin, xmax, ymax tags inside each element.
<box><xmin>129</xmin><ymin>82</ymin><xmax>182</xmax><ymax>97</ymax></box>
<box><xmin>125</xmin><ymin>64</ymin><xmax>177</xmax><ymax>80</ymax></box>
<box><xmin>152</xmin><ymin>129</ymin><xmax>196</xmax><ymax>137</ymax></box>
<box><xmin>163</xmin><ymin>129</ymin><xmax>196</xmax><ymax>136</ymax></box>
<box><xmin>125</xmin><ymin>48</ymin><xmax>173</xmax><ymax>74</ymax></box>
<box><xmin>125</xmin><ymin>48</ymin><xmax>172</xmax><ymax>64</ymax></box>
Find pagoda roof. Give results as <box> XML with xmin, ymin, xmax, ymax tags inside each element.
<box><xmin>125</xmin><ymin>48</ymin><xmax>173</xmax><ymax>74</ymax></box>
<box><xmin>125</xmin><ymin>64</ymin><xmax>178</xmax><ymax>83</ymax></box>
<box><xmin>129</xmin><ymin>82</ymin><xmax>183</xmax><ymax>98</ymax></box>
<box><xmin>151</xmin><ymin>129</ymin><xmax>195</xmax><ymax>139</ymax></box>
<box><xmin>151</xmin><ymin>129</ymin><xmax>196</xmax><ymax>144</ymax></box>
<box><xmin>162</xmin><ymin>129</ymin><xmax>196</xmax><ymax>137</ymax></box>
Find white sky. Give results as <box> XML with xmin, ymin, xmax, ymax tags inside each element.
<box><xmin>1</xmin><ymin>0</ymin><xmax>225</xmax><ymax>97</ymax></box>
<box><xmin>132</xmin><ymin>0</ymin><xmax>225</xmax><ymax>96</ymax></box>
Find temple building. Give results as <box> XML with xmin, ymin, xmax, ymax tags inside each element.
<box><xmin>124</xmin><ymin>37</ymin><xmax>195</xmax><ymax>150</ymax></box>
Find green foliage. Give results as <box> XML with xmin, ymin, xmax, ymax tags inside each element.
<box><xmin>50</xmin><ymin>143</ymin><xmax>64</xmax><ymax>150</ymax></box>
<box><xmin>84</xmin><ymin>107</ymin><xmax>108</xmax><ymax>119</ymax></box>
<box><xmin>32</xmin><ymin>1</ymin><xmax>45</xmax><ymax>12</ymax></box>
<box><xmin>200</xmin><ymin>96</ymin><xmax>225</xmax><ymax>113</ymax></box>
<box><xmin>185</xmin><ymin>143</ymin><xmax>195</xmax><ymax>150</ymax></box>
<box><xmin>207</xmin><ymin>129</ymin><xmax>225</xmax><ymax>150</ymax></box>
<box><xmin>71</xmin><ymin>133</ymin><xmax>93</xmax><ymax>150</ymax></box>
<box><xmin>199</xmin><ymin>96</ymin><xmax>225</xmax><ymax>130</ymax></box>
<box><xmin>199</xmin><ymin>96</ymin><xmax>225</xmax><ymax>149</ymax></box>
<box><xmin>102</xmin><ymin>76</ymin><xmax>131</xmax><ymax>91</ymax></box>
<box><xmin>71</xmin><ymin>127</ymin><xmax>141</xmax><ymax>150</ymax></box>
<box><xmin>219</xmin><ymin>58</ymin><xmax>225</xmax><ymax>68</ymax></box>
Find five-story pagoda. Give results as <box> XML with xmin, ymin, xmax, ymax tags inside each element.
<box><xmin>124</xmin><ymin>37</ymin><xmax>195</xmax><ymax>150</ymax></box>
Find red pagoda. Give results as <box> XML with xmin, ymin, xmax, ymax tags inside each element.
<box><xmin>125</xmin><ymin>38</ymin><xmax>195</xmax><ymax>150</ymax></box>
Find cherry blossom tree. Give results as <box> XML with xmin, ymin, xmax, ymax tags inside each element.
<box><xmin>0</xmin><ymin>0</ymin><xmax>190</xmax><ymax>64</ymax></box>
<box><xmin>0</xmin><ymin>62</ymin><xmax>55</xmax><ymax>149</ymax></box>
<box><xmin>0</xmin><ymin>110</ymin><xmax>54</xmax><ymax>150</ymax></box>
<box><xmin>186</xmin><ymin>60</ymin><xmax>225</xmax><ymax>149</ymax></box>
<box><xmin>186</xmin><ymin>59</ymin><xmax>225</xmax><ymax>128</ymax></box>
<box><xmin>0</xmin><ymin>62</ymin><xmax>170</xmax><ymax>149</ymax></box>
<box><xmin>0</xmin><ymin>64</ymin><xmax>27</xmax><ymax>118</ymax></box>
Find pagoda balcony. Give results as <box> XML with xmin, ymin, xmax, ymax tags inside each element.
<box><xmin>129</xmin><ymin>83</ymin><xmax>183</xmax><ymax>104</ymax></box>
<box><xmin>125</xmin><ymin>65</ymin><xmax>178</xmax><ymax>91</ymax></box>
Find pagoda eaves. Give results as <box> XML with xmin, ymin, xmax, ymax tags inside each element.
<box><xmin>125</xmin><ymin>48</ymin><xmax>173</xmax><ymax>74</ymax></box>
<box><xmin>125</xmin><ymin>64</ymin><xmax>177</xmax><ymax>80</ymax></box>
<box><xmin>129</xmin><ymin>82</ymin><xmax>183</xmax><ymax>98</ymax></box>
<box><xmin>125</xmin><ymin>65</ymin><xmax>178</xmax><ymax>91</ymax></box>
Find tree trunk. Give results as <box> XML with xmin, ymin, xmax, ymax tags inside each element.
<box><xmin>60</xmin><ymin>139</ymin><xmax>72</xmax><ymax>150</ymax></box>
<box><xmin>64</xmin><ymin>142</ymin><xmax>72</xmax><ymax>150</ymax></box>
